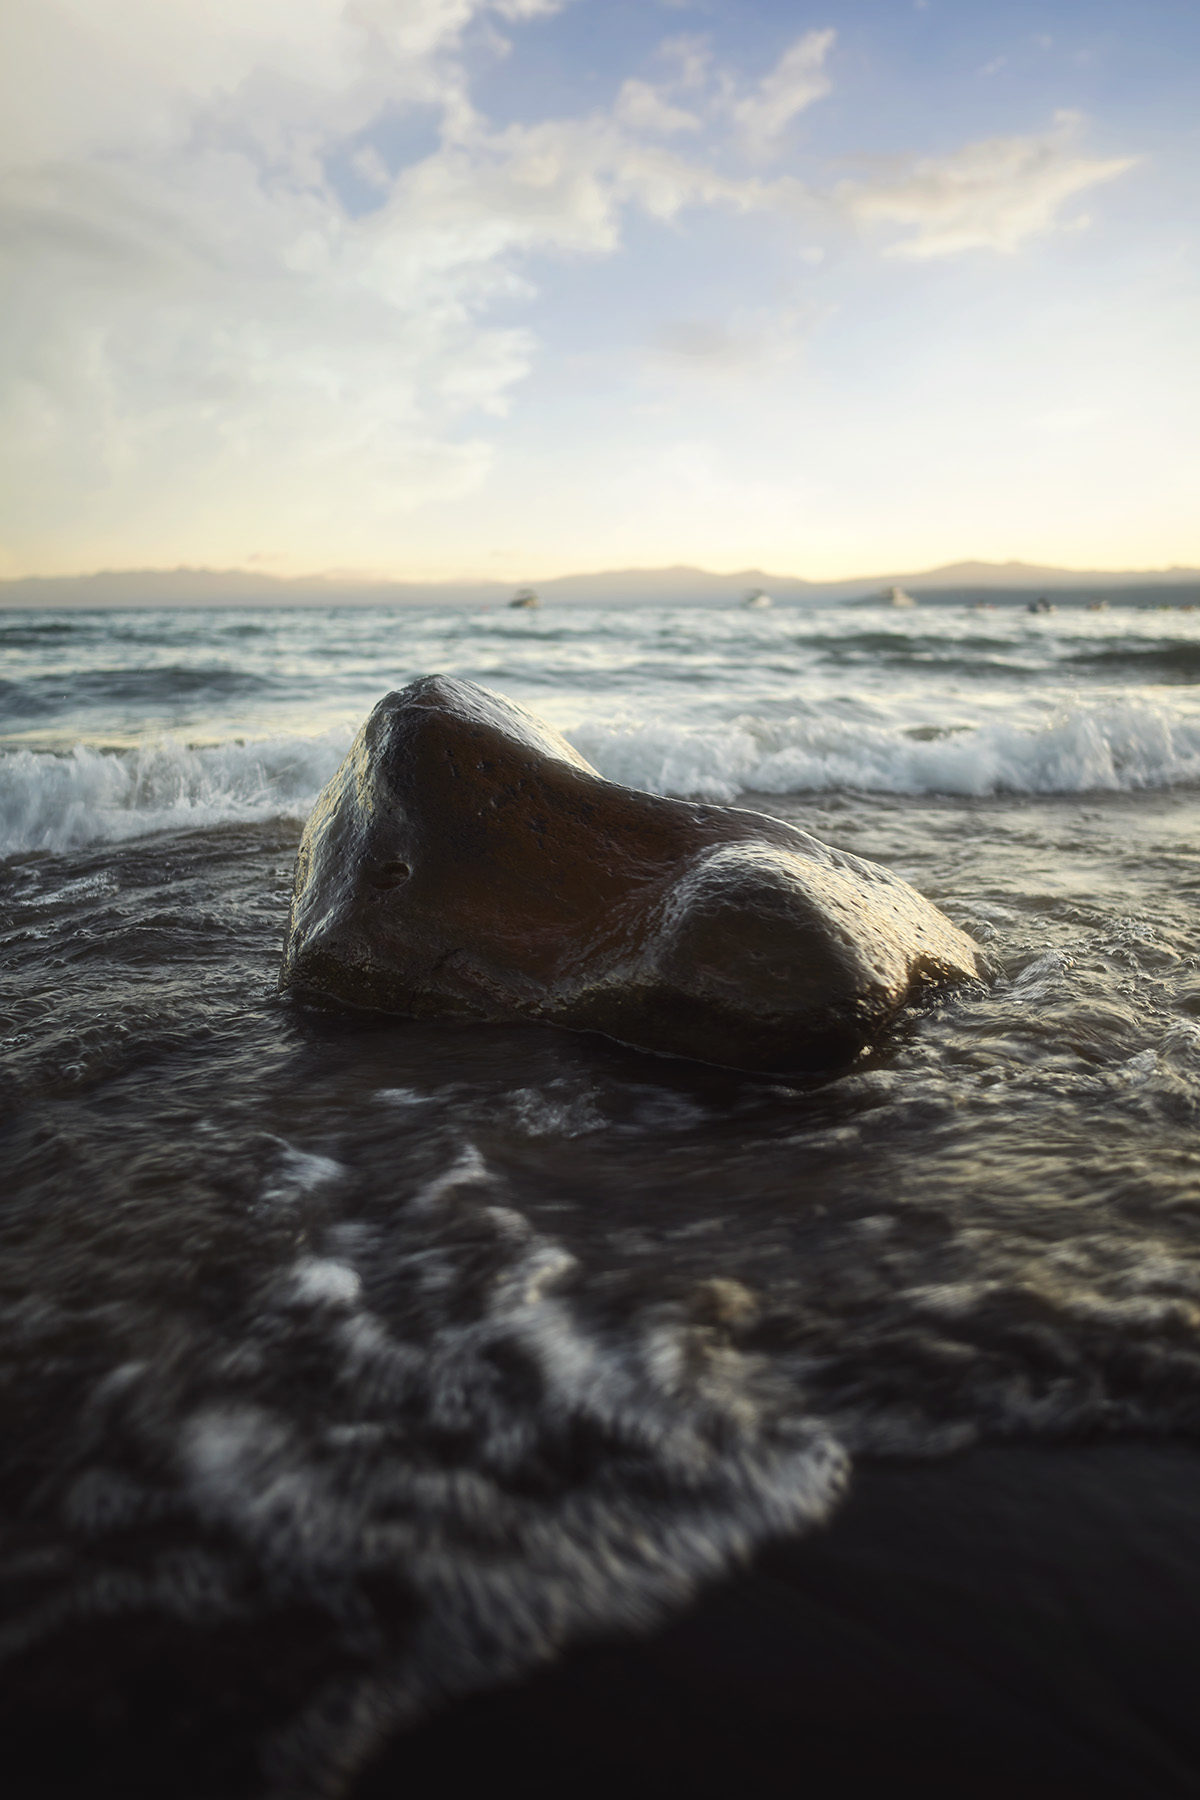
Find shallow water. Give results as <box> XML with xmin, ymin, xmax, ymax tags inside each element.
<box><xmin>3</xmin><ymin>603</ymin><xmax>1200</xmax><ymax>1792</ymax></box>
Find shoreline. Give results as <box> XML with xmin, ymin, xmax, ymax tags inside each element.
<box><xmin>9</xmin><ymin>1442</ymin><xmax>1200</xmax><ymax>1798</ymax></box>
<box><xmin>366</xmin><ymin>1442</ymin><xmax>1200</xmax><ymax>1800</ymax></box>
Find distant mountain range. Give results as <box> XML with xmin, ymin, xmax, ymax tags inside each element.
<box><xmin>3</xmin><ymin>559</ymin><xmax>1199</xmax><ymax>609</ymax></box>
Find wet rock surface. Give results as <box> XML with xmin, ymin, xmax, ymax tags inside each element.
<box><xmin>280</xmin><ymin>677</ymin><xmax>982</xmax><ymax>1070</ymax></box>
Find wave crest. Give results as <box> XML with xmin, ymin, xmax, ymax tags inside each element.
<box><xmin>574</xmin><ymin>699</ymin><xmax>1200</xmax><ymax>802</ymax></box>
<box><xmin>0</xmin><ymin>731</ymin><xmax>349</xmax><ymax>855</ymax></box>
<box><xmin>5</xmin><ymin>699</ymin><xmax>1200</xmax><ymax>856</ymax></box>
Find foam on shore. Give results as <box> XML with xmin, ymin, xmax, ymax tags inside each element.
<box><xmin>5</xmin><ymin>697</ymin><xmax>1200</xmax><ymax>855</ymax></box>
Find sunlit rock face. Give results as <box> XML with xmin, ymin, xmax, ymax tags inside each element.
<box><xmin>281</xmin><ymin>676</ymin><xmax>982</xmax><ymax>1070</ymax></box>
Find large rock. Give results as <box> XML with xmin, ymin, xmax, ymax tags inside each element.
<box><xmin>280</xmin><ymin>677</ymin><xmax>982</xmax><ymax>1071</ymax></box>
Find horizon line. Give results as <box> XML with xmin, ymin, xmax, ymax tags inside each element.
<box><xmin>4</xmin><ymin>556</ymin><xmax>1200</xmax><ymax>589</ymax></box>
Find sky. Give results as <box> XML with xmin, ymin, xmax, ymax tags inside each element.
<box><xmin>1</xmin><ymin>0</ymin><xmax>1197</xmax><ymax>583</ymax></box>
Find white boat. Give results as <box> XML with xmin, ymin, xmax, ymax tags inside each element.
<box><xmin>509</xmin><ymin>587</ymin><xmax>539</xmax><ymax>610</ymax></box>
<box><xmin>743</xmin><ymin>589</ymin><xmax>773</xmax><ymax>609</ymax></box>
<box><xmin>880</xmin><ymin>585</ymin><xmax>917</xmax><ymax>608</ymax></box>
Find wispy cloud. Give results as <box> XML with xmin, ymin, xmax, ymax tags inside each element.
<box><xmin>725</xmin><ymin>28</ymin><xmax>836</xmax><ymax>160</ymax></box>
<box><xmin>840</xmin><ymin>113</ymin><xmax>1137</xmax><ymax>258</ymax></box>
<box><xmin>614</xmin><ymin>79</ymin><xmax>701</xmax><ymax>136</ymax></box>
<box><xmin>612</xmin><ymin>29</ymin><xmax>836</xmax><ymax>162</ymax></box>
<box><xmin>648</xmin><ymin>303</ymin><xmax>816</xmax><ymax>380</ymax></box>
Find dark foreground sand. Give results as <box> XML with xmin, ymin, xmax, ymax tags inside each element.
<box><xmin>10</xmin><ymin>1444</ymin><xmax>1200</xmax><ymax>1799</ymax></box>
<box><xmin>369</xmin><ymin>1443</ymin><xmax>1200</xmax><ymax>1800</ymax></box>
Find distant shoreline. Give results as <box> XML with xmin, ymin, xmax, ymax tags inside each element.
<box><xmin>3</xmin><ymin>582</ymin><xmax>1200</xmax><ymax>613</ymax></box>
<box><xmin>3</xmin><ymin>559</ymin><xmax>1200</xmax><ymax>611</ymax></box>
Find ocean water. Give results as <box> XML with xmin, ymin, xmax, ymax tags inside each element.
<box><xmin>4</xmin><ymin>599</ymin><xmax>1200</xmax><ymax>1794</ymax></box>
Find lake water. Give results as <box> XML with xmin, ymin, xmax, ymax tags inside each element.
<box><xmin>4</xmin><ymin>598</ymin><xmax>1200</xmax><ymax>1794</ymax></box>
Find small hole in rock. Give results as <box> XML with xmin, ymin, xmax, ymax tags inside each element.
<box><xmin>369</xmin><ymin>861</ymin><xmax>412</xmax><ymax>888</ymax></box>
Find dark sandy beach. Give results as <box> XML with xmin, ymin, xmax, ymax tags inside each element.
<box><xmin>7</xmin><ymin>1443</ymin><xmax>1199</xmax><ymax>1799</ymax></box>
<box><xmin>371</xmin><ymin>1443</ymin><xmax>1200</xmax><ymax>1800</ymax></box>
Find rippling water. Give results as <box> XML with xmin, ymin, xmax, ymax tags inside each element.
<box><xmin>4</xmin><ymin>600</ymin><xmax>1200</xmax><ymax>1794</ymax></box>
<box><xmin>6</xmin><ymin>602</ymin><xmax>1200</xmax><ymax>855</ymax></box>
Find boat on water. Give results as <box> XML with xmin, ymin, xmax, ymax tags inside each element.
<box><xmin>1027</xmin><ymin>596</ymin><xmax>1055</xmax><ymax>615</ymax></box>
<box><xmin>743</xmin><ymin>589</ymin><xmax>773</xmax><ymax>610</ymax></box>
<box><xmin>880</xmin><ymin>585</ymin><xmax>917</xmax><ymax>608</ymax></box>
<box><xmin>509</xmin><ymin>588</ymin><xmax>539</xmax><ymax>610</ymax></box>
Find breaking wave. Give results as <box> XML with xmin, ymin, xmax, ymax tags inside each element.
<box><xmin>575</xmin><ymin>698</ymin><xmax>1200</xmax><ymax>801</ymax></box>
<box><xmin>6</xmin><ymin>698</ymin><xmax>1200</xmax><ymax>855</ymax></box>
<box><xmin>0</xmin><ymin>731</ymin><xmax>350</xmax><ymax>855</ymax></box>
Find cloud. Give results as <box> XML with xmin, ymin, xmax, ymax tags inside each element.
<box><xmin>840</xmin><ymin>113</ymin><xmax>1137</xmax><ymax>258</ymax></box>
<box><xmin>350</xmin><ymin>143</ymin><xmax>392</xmax><ymax>189</ymax></box>
<box><xmin>648</xmin><ymin>304</ymin><xmax>815</xmax><ymax>381</ymax></box>
<box><xmin>726</xmin><ymin>29</ymin><xmax>836</xmax><ymax>160</ymax></box>
<box><xmin>614</xmin><ymin>30</ymin><xmax>835</xmax><ymax>164</ymax></box>
<box><xmin>614</xmin><ymin>79</ymin><xmax>701</xmax><ymax>136</ymax></box>
<box><xmin>657</xmin><ymin>34</ymin><xmax>714</xmax><ymax>92</ymax></box>
<box><xmin>0</xmin><ymin>1</ymin><xmax>505</xmax><ymax>171</ymax></box>
<box><xmin>491</xmin><ymin>0</ymin><xmax>562</xmax><ymax>15</ymax></box>
<box><xmin>0</xmin><ymin>7</ymin><xmax>1144</xmax><ymax>576</ymax></box>
<box><xmin>0</xmin><ymin>6</ymin><xmax>531</xmax><ymax>560</ymax></box>
<box><xmin>0</xmin><ymin>0</ymin><xmax>798</xmax><ymax>571</ymax></box>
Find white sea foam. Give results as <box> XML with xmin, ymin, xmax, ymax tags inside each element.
<box><xmin>290</xmin><ymin>1258</ymin><xmax>363</xmax><ymax>1308</ymax></box>
<box><xmin>141</xmin><ymin>1161</ymin><xmax>849</xmax><ymax>1789</ymax></box>
<box><xmin>508</xmin><ymin>1084</ymin><xmax>606</xmax><ymax>1138</ymax></box>
<box><xmin>574</xmin><ymin>698</ymin><xmax>1200</xmax><ymax>802</ymax></box>
<box><xmin>5</xmin><ymin>697</ymin><xmax>1200</xmax><ymax>857</ymax></box>
<box><xmin>257</xmin><ymin>1144</ymin><xmax>347</xmax><ymax>1211</ymax></box>
<box><xmin>0</xmin><ymin>729</ymin><xmax>349</xmax><ymax>856</ymax></box>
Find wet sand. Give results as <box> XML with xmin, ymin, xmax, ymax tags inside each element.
<box><xmin>8</xmin><ymin>1443</ymin><xmax>1200</xmax><ymax>1797</ymax></box>
<box><xmin>367</xmin><ymin>1442</ymin><xmax>1200</xmax><ymax>1800</ymax></box>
